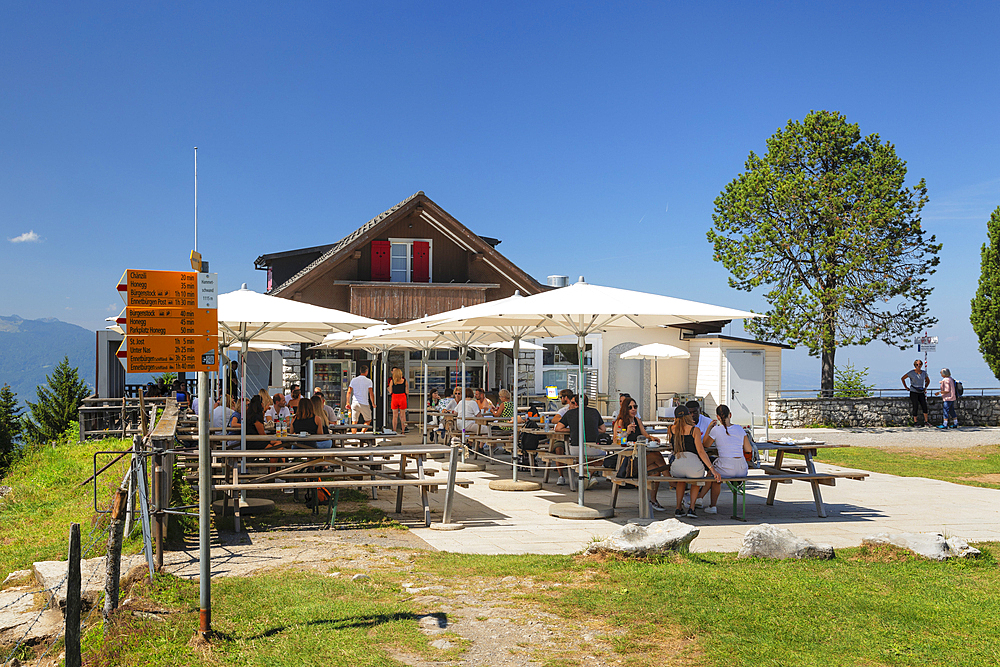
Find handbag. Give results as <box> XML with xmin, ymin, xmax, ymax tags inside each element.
<box><xmin>616</xmin><ymin>452</ymin><xmax>640</xmax><ymax>479</ymax></box>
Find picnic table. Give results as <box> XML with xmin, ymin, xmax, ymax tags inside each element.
<box><xmin>173</xmin><ymin>434</ymin><xmax>472</xmax><ymax>529</ymax></box>
<box><xmin>609</xmin><ymin>440</ymin><xmax>868</xmax><ymax>520</ymax></box>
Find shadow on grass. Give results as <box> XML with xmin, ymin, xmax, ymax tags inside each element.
<box><xmin>246</xmin><ymin>611</ymin><xmax>448</xmax><ymax>641</ymax></box>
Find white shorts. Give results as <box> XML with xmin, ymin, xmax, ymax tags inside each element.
<box><xmin>671</xmin><ymin>452</ymin><xmax>706</xmax><ymax>478</ymax></box>
<box><xmin>351</xmin><ymin>401</ymin><xmax>372</xmax><ymax>423</ymax></box>
<box><xmin>713</xmin><ymin>456</ymin><xmax>748</xmax><ymax>478</ymax></box>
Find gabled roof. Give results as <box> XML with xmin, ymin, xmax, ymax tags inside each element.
<box><xmin>254</xmin><ymin>243</ymin><xmax>335</xmax><ymax>269</ymax></box>
<box><xmin>268</xmin><ymin>191</ymin><xmax>546</xmax><ymax>296</ymax></box>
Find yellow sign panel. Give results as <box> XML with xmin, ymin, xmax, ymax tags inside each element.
<box><xmin>122</xmin><ymin>307</ymin><xmax>217</xmax><ymax>337</ymax></box>
<box><xmin>117</xmin><ymin>335</ymin><xmax>219</xmax><ymax>373</ymax></box>
<box><xmin>118</xmin><ymin>269</ymin><xmax>200</xmax><ymax>307</ymax></box>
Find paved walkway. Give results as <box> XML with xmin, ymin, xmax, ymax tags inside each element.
<box><xmin>366</xmin><ymin>430</ymin><xmax>1000</xmax><ymax>555</ymax></box>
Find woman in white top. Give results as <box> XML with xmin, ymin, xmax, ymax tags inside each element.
<box><xmin>454</xmin><ymin>387</ymin><xmax>481</xmax><ymax>435</ymax></box>
<box><xmin>701</xmin><ymin>404</ymin><xmax>752</xmax><ymax>513</ymax></box>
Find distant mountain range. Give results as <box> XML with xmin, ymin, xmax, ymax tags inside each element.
<box><xmin>0</xmin><ymin>315</ymin><xmax>95</xmax><ymax>406</ymax></box>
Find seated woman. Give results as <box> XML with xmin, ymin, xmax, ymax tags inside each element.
<box><xmin>490</xmin><ymin>388</ymin><xmax>515</xmax><ymax>436</ymax></box>
<box><xmin>669</xmin><ymin>404</ymin><xmax>720</xmax><ymax>518</ymax></box>
<box><xmin>700</xmin><ymin>404</ymin><xmax>752</xmax><ymax>514</ymax></box>
<box><xmin>258</xmin><ymin>389</ymin><xmax>273</xmax><ymax>423</ymax></box>
<box><xmin>310</xmin><ymin>395</ymin><xmax>333</xmax><ymax>448</ymax></box>
<box><xmin>245</xmin><ymin>395</ymin><xmax>282</xmax><ymax>450</ymax></box>
<box><xmin>613</xmin><ymin>398</ymin><xmax>669</xmax><ymax>512</ymax></box>
<box><xmin>173</xmin><ymin>380</ymin><xmax>190</xmax><ymax>409</ymax></box>
<box><xmin>292</xmin><ymin>397</ymin><xmax>329</xmax><ymax>448</ymax></box>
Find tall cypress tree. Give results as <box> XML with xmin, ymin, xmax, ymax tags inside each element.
<box><xmin>971</xmin><ymin>206</ymin><xmax>1000</xmax><ymax>380</ymax></box>
<box><xmin>24</xmin><ymin>356</ymin><xmax>91</xmax><ymax>443</ymax></box>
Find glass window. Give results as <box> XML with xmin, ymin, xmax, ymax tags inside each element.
<box><xmin>390</xmin><ymin>243</ymin><xmax>410</xmax><ymax>282</ymax></box>
<box><xmin>542</xmin><ymin>344</ymin><xmax>592</xmax><ymax>366</ymax></box>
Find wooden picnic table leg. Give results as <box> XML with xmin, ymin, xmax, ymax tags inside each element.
<box><xmin>233</xmin><ymin>468</ymin><xmax>241</xmax><ymax>533</ymax></box>
<box><xmin>395</xmin><ymin>454</ymin><xmax>406</xmax><ymax>514</ymax></box>
<box><xmin>803</xmin><ymin>450</ymin><xmax>827</xmax><ymax>517</ymax></box>
<box><xmin>766</xmin><ymin>450</ymin><xmax>785</xmax><ymax>506</ymax></box>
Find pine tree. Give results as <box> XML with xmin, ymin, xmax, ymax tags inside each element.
<box><xmin>971</xmin><ymin>206</ymin><xmax>1000</xmax><ymax>380</ymax></box>
<box><xmin>23</xmin><ymin>356</ymin><xmax>91</xmax><ymax>444</ymax></box>
<box><xmin>0</xmin><ymin>383</ymin><xmax>22</xmax><ymax>475</ymax></box>
<box><xmin>709</xmin><ymin>110</ymin><xmax>941</xmax><ymax>395</ymax></box>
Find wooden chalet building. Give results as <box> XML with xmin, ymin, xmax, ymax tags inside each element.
<box><xmin>253</xmin><ymin>192</ymin><xmax>547</xmax><ymax>408</ymax></box>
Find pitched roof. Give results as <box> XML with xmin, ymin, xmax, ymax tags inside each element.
<box><xmin>268</xmin><ymin>191</ymin><xmax>424</xmax><ymax>295</ymax></box>
<box><xmin>268</xmin><ymin>191</ymin><xmax>545</xmax><ymax>296</ymax></box>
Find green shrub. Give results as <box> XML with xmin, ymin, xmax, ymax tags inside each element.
<box><xmin>832</xmin><ymin>361</ymin><xmax>874</xmax><ymax>398</ymax></box>
<box><xmin>23</xmin><ymin>356</ymin><xmax>90</xmax><ymax>444</ymax></box>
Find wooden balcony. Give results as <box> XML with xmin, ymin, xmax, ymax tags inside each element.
<box><xmin>344</xmin><ymin>282</ymin><xmax>500</xmax><ymax>323</ymax></box>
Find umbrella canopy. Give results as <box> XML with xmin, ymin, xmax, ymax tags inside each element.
<box><xmin>620</xmin><ymin>343</ymin><xmax>691</xmax><ymax>360</ymax></box>
<box><xmin>217</xmin><ymin>286</ymin><xmax>382</xmax><ymax>346</ymax></box>
<box><xmin>391</xmin><ymin>279</ymin><xmax>761</xmax><ymax>510</ymax></box>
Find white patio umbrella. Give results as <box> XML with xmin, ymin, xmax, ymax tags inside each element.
<box><xmin>620</xmin><ymin>343</ymin><xmax>691</xmax><ymax>418</ymax></box>
<box><xmin>395</xmin><ymin>280</ymin><xmax>760</xmax><ymax>516</ymax></box>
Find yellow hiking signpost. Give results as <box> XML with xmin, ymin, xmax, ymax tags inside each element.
<box><xmin>115</xmin><ymin>269</ymin><xmax>219</xmax><ymax>373</ymax></box>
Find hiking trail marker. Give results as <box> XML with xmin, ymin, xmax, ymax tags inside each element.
<box><xmin>116</xmin><ymin>270</ymin><xmax>218</xmax><ymax>372</ymax></box>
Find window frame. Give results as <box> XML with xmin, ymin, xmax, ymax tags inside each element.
<box><xmin>387</xmin><ymin>238</ymin><xmax>433</xmax><ymax>283</ymax></box>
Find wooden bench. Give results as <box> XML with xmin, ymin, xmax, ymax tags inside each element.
<box><xmin>609</xmin><ymin>469</ymin><xmax>869</xmax><ymax>520</ymax></box>
<box><xmin>536</xmin><ymin>450</ymin><xmax>616</xmax><ymax>490</ymax></box>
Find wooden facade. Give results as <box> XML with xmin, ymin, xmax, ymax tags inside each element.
<box><xmin>346</xmin><ymin>282</ymin><xmax>496</xmax><ymax>322</ymax></box>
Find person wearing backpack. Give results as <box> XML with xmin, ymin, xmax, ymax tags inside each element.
<box><xmin>938</xmin><ymin>368</ymin><xmax>959</xmax><ymax>429</ymax></box>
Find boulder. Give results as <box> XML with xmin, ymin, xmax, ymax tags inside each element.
<box><xmin>584</xmin><ymin>519</ymin><xmax>699</xmax><ymax>557</ymax></box>
<box><xmin>738</xmin><ymin>524</ymin><xmax>835</xmax><ymax>560</ymax></box>
<box><xmin>0</xmin><ymin>588</ymin><xmax>64</xmax><ymax>646</ymax></box>
<box><xmin>862</xmin><ymin>532</ymin><xmax>981</xmax><ymax>561</ymax></box>
<box><xmin>31</xmin><ymin>557</ymin><xmax>107</xmax><ymax>610</ymax></box>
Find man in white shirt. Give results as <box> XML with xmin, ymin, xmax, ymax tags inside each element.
<box><xmin>686</xmin><ymin>400</ymin><xmax>712</xmax><ymax>438</ymax></box>
<box><xmin>345</xmin><ymin>364</ymin><xmax>376</xmax><ymax>432</ymax></box>
<box><xmin>265</xmin><ymin>393</ymin><xmax>291</xmax><ymax>422</ymax></box>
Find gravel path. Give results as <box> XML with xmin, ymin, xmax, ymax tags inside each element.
<box><xmin>768</xmin><ymin>426</ymin><xmax>1000</xmax><ymax>449</ymax></box>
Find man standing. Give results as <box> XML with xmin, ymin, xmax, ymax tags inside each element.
<box><xmin>345</xmin><ymin>365</ymin><xmax>376</xmax><ymax>432</ymax></box>
<box><xmin>901</xmin><ymin>359</ymin><xmax>931</xmax><ymax>426</ymax></box>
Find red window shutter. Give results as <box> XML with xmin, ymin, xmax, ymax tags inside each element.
<box><xmin>412</xmin><ymin>241</ymin><xmax>430</xmax><ymax>283</ymax></box>
<box><xmin>371</xmin><ymin>241</ymin><xmax>390</xmax><ymax>281</ymax></box>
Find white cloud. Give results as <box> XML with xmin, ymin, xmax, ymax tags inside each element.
<box><xmin>9</xmin><ymin>230</ymin><xmax>40</xmax><ymax>243</ymax></box>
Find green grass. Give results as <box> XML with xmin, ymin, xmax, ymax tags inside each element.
<box><xmin>83</xmin><ymin>570</ymin><xmax>463</xmax><ymax>666</ymax></box>
<box><xmin>806</xmin><ymin>445</ymin><xmax>1000</xmax><ymax>490</ymax></box>
<box><xmin>417</xmin><ymin>547</ymin><xmax>1000</xmax><ymax>667</ymax></box>
<box><xmin>80</xmin><ymin>546</ymin><xmax>1000</xmax><ymax>666</ymax></box>
<box><xmin>0</xmin><ymin>437</ymin><xmax>140</xmax><ymax>579</ymax></box>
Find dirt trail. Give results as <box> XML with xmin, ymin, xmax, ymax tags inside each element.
<box><xmin>161</xmin><ymin>528</ymin><xmax>628</xmax><ymax>667</ymax></box>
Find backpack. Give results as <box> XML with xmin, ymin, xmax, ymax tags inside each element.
<box><xmin>955</xmin><ymin>380</ymin><xmax>964</xmax><ymax>397</ymax></box>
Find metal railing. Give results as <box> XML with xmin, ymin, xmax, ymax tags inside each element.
<box><xmin>770</xmin><ymin>387</ymin><xmax>1000</xmax><ymax>399</ymax></box>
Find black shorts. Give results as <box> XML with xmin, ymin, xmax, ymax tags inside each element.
<box><xmin>909</xmin><ymin>391</ymin><xmax>928</xmax><ymax>416</ymax></box>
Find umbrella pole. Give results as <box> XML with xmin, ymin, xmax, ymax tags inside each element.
<box><xmin>577</xmin><ymin>334</ymin><xmax>586</xmax><ymax>506</ymax></box>
<box><xmin>382</xmin><ymin>350</ymin><xmax>389</xmax><ymax>433</ymax></box>
<box><xmin>512</xmin><ymin>338</ymin><xmax>519</xmax><ymax>483</ymax></box>
<box><xmin>422</xmin><ymin>348</ymin><xmax>428</xmax><ymax>445</ymax></box>
<box><xmin>459</xmin><ymin>345</ymin><xmax>467</xmax><ymax>461</ymax></box>
<box><xmin>240</xmin><ymin>336</ymin><xmax>248</xmax><ymax>504</ymax></box>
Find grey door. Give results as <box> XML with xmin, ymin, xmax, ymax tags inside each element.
<box><xmin>726</xmin><ymin>350</ymin><xmax>765</xmax><ymax>425</ymax></box>
<box><xmin>615</xmin><ymin>356</ymin><xmax>644</xmax><ymax>418</ymax></box>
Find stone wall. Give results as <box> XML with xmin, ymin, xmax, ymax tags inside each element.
<box><xmin>768</xmin><ymin>395</ymin><xmax>1000</xmax><ymax>428</ymax></box>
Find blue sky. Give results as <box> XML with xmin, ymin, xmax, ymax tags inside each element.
<box><xmin>2</xmin><ymin>2</ymin><xmax>999</xmax><ymax>390</ymax></box>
